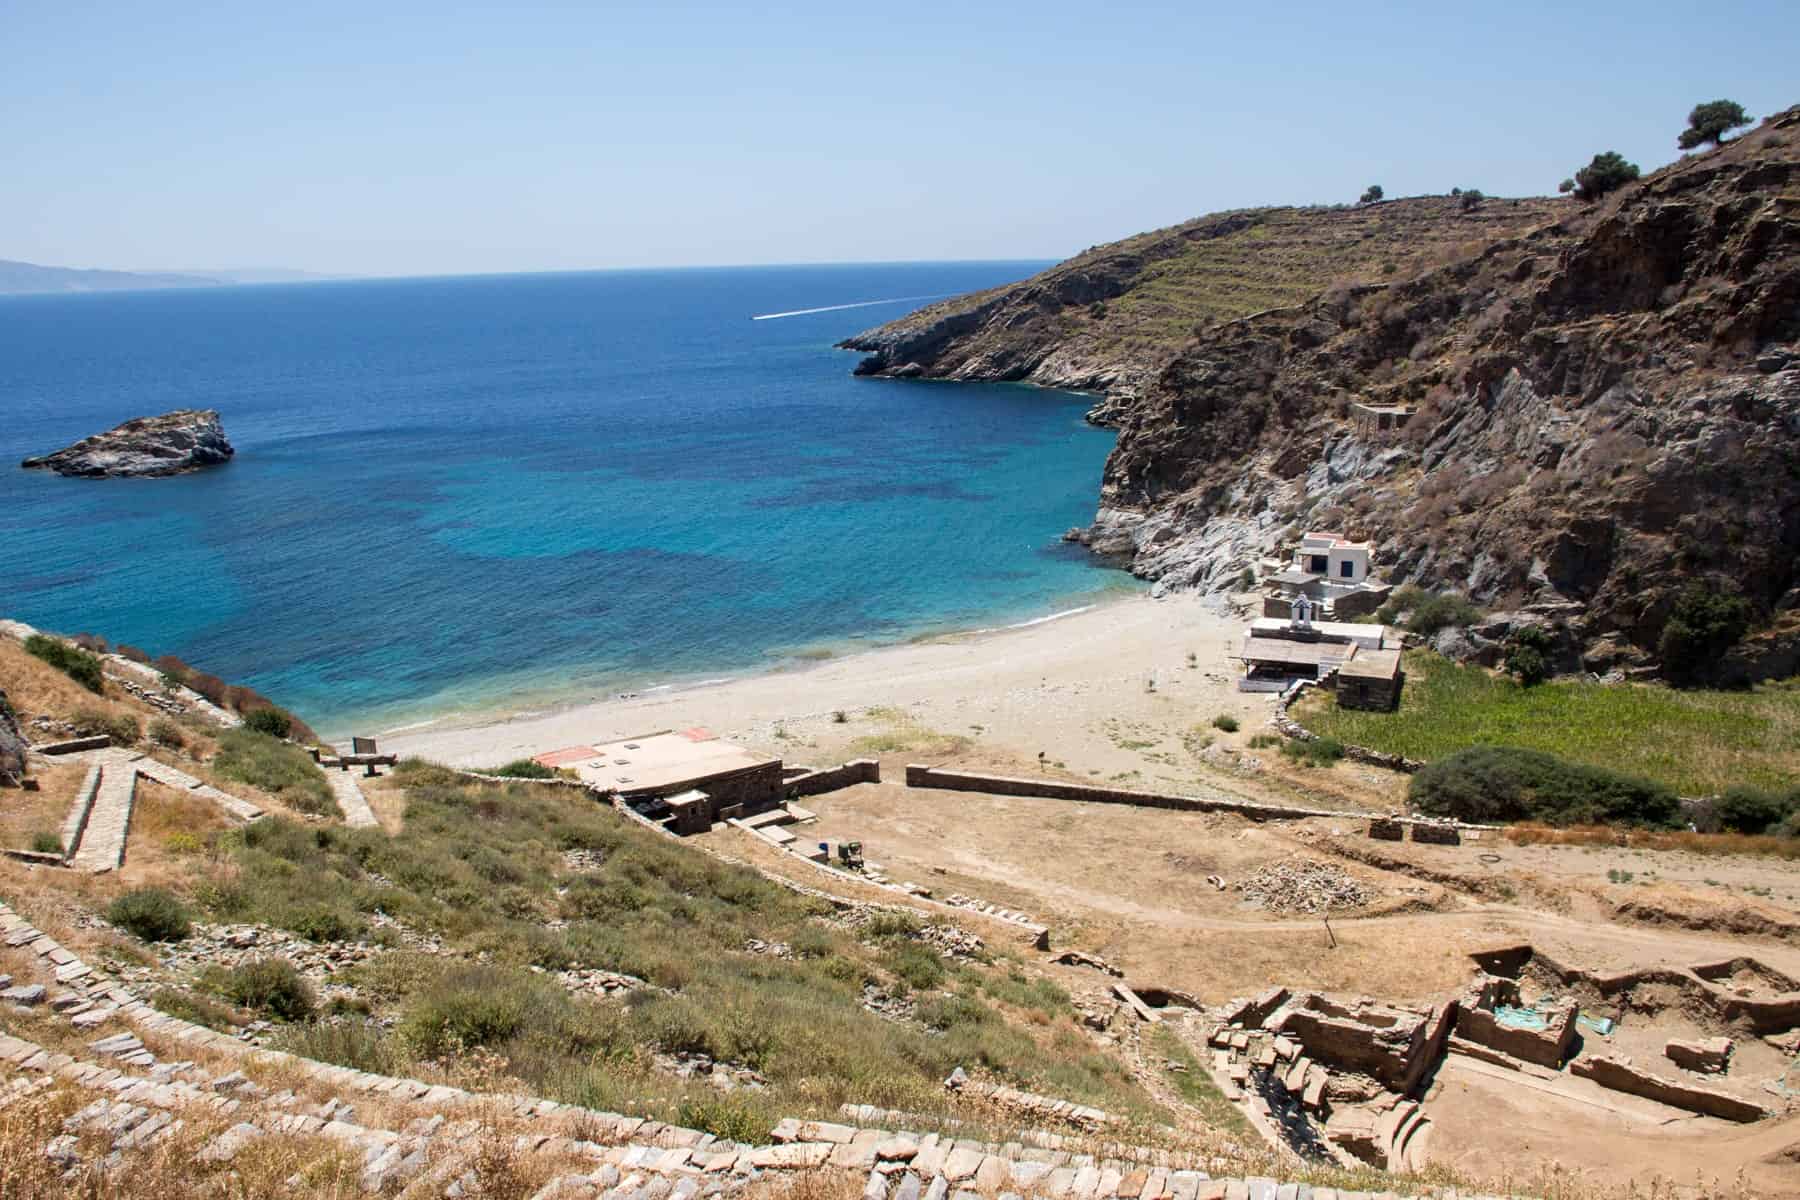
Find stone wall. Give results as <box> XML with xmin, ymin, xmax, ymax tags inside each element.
<box><xmin>1455</xmin><ymin>979</ymin><xmax>1576</xmax><ymax>1068</ymax></box>
<box><xmin>1570</xmin><ymin>1055</ymin><xmax>1768</xmax><ymax>1122</ymax></box>
<box><xmin>786</xmin><ymin>759</ymin><xmax>880</xmax><ymax>798</ymax></box>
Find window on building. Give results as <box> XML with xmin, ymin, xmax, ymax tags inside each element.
<box><xmin>1309</xmin><ymin>554</ymin><xmax>1328</xmax><ymax>573</ymax></box>
<box><xmin>1340</xmin><ymin>560</ymin><xmax>1354</xmax><ymax>578</ymax></box>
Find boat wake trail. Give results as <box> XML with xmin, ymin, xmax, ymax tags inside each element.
<box><xmin>751</xmin><ymin>294</ymin><xmax>951</xmax><ymax>321</ymax></box>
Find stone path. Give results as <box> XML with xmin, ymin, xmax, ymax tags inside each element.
<box><xmin>0</xmin><ymin>897</ymin><xmax>1516</xmax><ymax>1200</ymax></box>
<box><xmin>68</xmin><ymin>754</ymin><xmax>137</xmax><ymax>873</ymax></box>
<box><xmin>326</xmin><ymin>768</ymin><xmax>381</xmax><ymax>829</ymax></box>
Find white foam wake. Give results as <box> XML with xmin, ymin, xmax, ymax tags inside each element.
<box><xmin>751</xmin><ymin>294</ymin><xmax>951</xmax><ymax>321</ymax></box>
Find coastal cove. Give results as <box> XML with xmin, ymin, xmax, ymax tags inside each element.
<box><xmin>0</xmin><ymin>262</ymin><xmax>1131</xmax><ymax>738</ymax></box>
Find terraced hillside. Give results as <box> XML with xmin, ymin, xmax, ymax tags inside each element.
<box><xmin>839</xmin><ymin>196</ymin><xmax>1562</xmax><ymax>401</ymax></box>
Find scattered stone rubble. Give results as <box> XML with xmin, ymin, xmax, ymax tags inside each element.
<box><xmin>1235</xmin><ymin>860</ymin><xmax>1370</xmax><ymax>915</ymax></box>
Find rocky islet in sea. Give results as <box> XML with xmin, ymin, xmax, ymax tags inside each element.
<box><xmin>20</xmin><ymin>408</ymin><xmax>234</xmax><ymax>478</ymax></box>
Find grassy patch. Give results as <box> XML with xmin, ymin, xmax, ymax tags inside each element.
<box><xmin>1149</xmin><ymin>1026</ymin><xmax>1250</xmax><ymax>1135</ymax></box>
<box><xmin>1293</xmin><ymin>651</ymin><xmax>1800</xmax><ymax>794</ymax></box>
<box><xmin>848</xmin><ymin>709</ymin><xmax>973</xmax><ymax>758</ymax></box>
<box><xmin>212</xmin><ymin>728</ymin><xmax>338</xmax><ymax>816</ymax></box>
<box><xmin>181</xmin><ymin>763</ymin><xmax>1160</xmax><ymax>1132</ymax></box>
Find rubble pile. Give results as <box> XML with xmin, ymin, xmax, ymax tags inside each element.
<box><xmin>1237</xmin><ymin>859</ymin><xmax>1371</xmax><ymax>914</ymax></box>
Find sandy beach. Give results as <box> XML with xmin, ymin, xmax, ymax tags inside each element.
<box><xmin>383</xmin><ymin>591</ymin><xmax>1273</xmax><ymax>787</ymax></box>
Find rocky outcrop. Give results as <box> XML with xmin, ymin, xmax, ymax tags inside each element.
<box><xmin>0</xmin><ymin>689</ymin><xmax>25</xmax><ymax>785</ymax></box>
<box><xmin>856</xmin><ymin>106</ymin><xmax>1800</xmax><ymax>680</ymax></box>
<box><xmin>839</xmin><ymin>198</ymin><xmax>1561</xmax><ymax>408</ymax></box>
<box><xmin>21</xmin><ymin>409</ymin><xmax>233</xmax><ymax>478</ymax></box>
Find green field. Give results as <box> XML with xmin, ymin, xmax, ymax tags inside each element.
<box><xmin>1292</xmin><ymin>652</ymin><xmax>1800</xmax><ymax>795</ymax></box>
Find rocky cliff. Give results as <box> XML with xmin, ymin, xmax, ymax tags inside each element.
<box><xmin>21</xmin><ymin>409</ymin><xmax>234</xmax><ymax>478</ymax></box>
<box><xmin>0</xmin><ymin>690</ymin><xmax>25</xmax><ymax>786</ymax></box>
<box><xmin>848</xmin><ymin>107</ymin><xmax>1800</xmax><ymax>681</ymax></box>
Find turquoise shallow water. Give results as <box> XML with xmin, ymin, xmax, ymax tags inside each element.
<box><xmin>0</xmin><ymin>263</ymin><xmax>1132</xmax><ymax>737</ymax></box>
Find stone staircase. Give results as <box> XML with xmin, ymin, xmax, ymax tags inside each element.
<box><xmin>55</xmin><ymin>749</ymin><xmax>265</xmax><ymax>873</ymax></box>
<box><xmin>0</xmin><ymin>896</ymin><xmax>1512</xmax><ymax>1199</ymax></box>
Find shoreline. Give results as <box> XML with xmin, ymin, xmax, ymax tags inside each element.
<box><xmin>327</xmin><ymin>576</ymin><xmax>1144</xmax><ymax>745</ymax></box>
<box><xmin>381</xmin><ymin>588</ymin><xmax>1256</xmax><ymax>776</ymax></box>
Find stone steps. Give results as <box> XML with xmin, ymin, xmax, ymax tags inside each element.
<box><xmin>326</xmin><ymin>768</ymin><xmax>381</xmax><ymax>828</ymax></box>
<box><xmin>69</xmin><ymin>755</ymin><xmax>136</xmax><ymax>872</ymax></box>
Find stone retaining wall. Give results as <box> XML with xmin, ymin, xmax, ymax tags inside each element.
<box><xmin>1570</xmin><ymin>1055</ymin><xmax>1768</xmax><ymax>1122</ymax></box>
<box><xmin>786</xmin><ymin>759</ymin><xmax>880</xmax><ymax>798</ymax></box>
<box><xmin>59</xmin><ymin>762</ymin><xmax>103</xmax><ymax>863</ymax></box>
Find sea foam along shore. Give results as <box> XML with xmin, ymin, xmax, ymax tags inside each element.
<box><xmin>380</xmin><ymin>589</ymin><xmax>1252</xmax><ymax>777</ymax></box>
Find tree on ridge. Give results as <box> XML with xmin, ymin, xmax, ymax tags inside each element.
<box><xmin>1569</xmin><ymin>152</ymin><xmax>1640</xmax><ymax>202</ymax></box>
<box><xmin>1678</xmin><ymin>100</ymin><xmax>1753</xmax><ymax>150</ymax></box>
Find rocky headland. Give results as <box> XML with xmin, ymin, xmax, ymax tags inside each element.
<box><xmin>844</xmin><ymin>106</ymin><xmax>1800</xmax><ymax>681</ymax></box>
<box><xmin>21</xmin><ymin>409</ymin><xmax>234</xmax><ymax>478</ymax></box>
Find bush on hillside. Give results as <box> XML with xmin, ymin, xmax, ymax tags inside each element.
<box><xmin>488</xmin><ymin>759</ymin><xmax>556</xmax><ymax>779</ymax></box>
<box><xmin>206</xmin><ymin>957</ymin><xmax>315</xmax><ymax>1022</ymax></box>
<box><xmin>1569</xmin><ymin>151</ymin><xmax>1640</xmax><ymax>201</ymax></box>
<box><xmin>1359</xmin><ymin>184</ymin><xmax>1383</xmax><ymax>204</ymax></box>
<box><xmin>1713</xmin><ymin>786</ymin><xmax>1800</xmax><ymax>835</ymax></box>
<box><xmin>1410</xmin><ymin>746</ymin><xmax>1679</xmax><ymax>828</ymax></box>
<box><xmin>25</xmin><ymin>634</ymin><xmax>104</xmax><ymax>694</ymax></box>
<box><xmin>241</xmin><ymin>706</ymin><xmax>294</xmax><ymax>739</ymax></box>
<box><xmin>1459</xmin><ymin>189</ymin><xmax>1485</xmax><ymax>211</ymax></box>
<box><xmin>107</xmin><ymin>888</ymin><xmax>192</xmax><ymax>942</ymax></box>
<box><xmin>1659</xmin><ymin>584</ymin><xmax>1752</xmax><ymax>683</ymax></box>
<box><xmin>1678</xmin><ymin>100</ymin><xmax>1752</xmax><ymax>149</ymax></box>
<box><xmin>1377</xmin><ymin>586</ymin><xmax>1482</xmax><ymax>637</ymax></box>
<box><xmin>1211</xmin><ymin>713</ymin><xmax>1240</xmax><ymax>733</ymax></box>
<box><xmin>212</xmin><ymin>727</ymin><xmax>337</xmax><ymax>816</ymax></box>
<box><xmin>116</xmin><ymin>644</ymin><xmax>150</xmax><ymax>664</ymax></box>
<box><xmin>1504</xmin><ymin>625</ymin><xmax>1554</xmax><ymax>686</ymax></box>
<box><xmin>69</xmin><ymin>707</ymin><xmax>139</xmax><ymax>746</ymax></box>
<box><xmin>29</xmin><ymin>832</ymin><xmax>63</xmax><ymax>856</ymax></box>
<box><xmin>148</xmin><ymin>717</ymin><xmax>185</xmax><ymax>749</ymax></box>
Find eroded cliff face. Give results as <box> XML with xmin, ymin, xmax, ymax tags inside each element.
<box><xmin>847</xmin><ymin>107</ymin><xmax>1800</xmax><ymax>681</ymax></box>
<box><xmin>1077</xmin><ymin>107</ymin><xmax>1800</xmax><ymax>680</ymax></box>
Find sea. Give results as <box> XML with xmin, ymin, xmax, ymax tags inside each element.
<box><xmin>0</xmin><ymin>263</ymin><xmax>1134</xmax><ymax>739</ymax></box>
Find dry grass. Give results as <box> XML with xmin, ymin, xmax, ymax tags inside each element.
<box><xmin>0</xmin><ymin>762</ymin><xmax>82</xmax><ymax>854</ymax></box>
<box><xmin>1505</xmin><ymin>822</ymin><xmax>1800</xmax><ymax>859</ymax></box>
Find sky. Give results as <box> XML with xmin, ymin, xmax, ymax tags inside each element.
<box><xmin>4</xmin><ymin>1</ymin><xmax>1796</xmax><ymax>277</ymax></box>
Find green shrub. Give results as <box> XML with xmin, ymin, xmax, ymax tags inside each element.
<box><xmin>205</xmin><ymin>958</ymin><xmax>315</xmax><ymax>1022</ymax></box>
<box><xmin>213</xmin><ymin>728</ymin><xmax>336</xmax><ymax>816</ymax></box>
<box><xmin>107</xmin><ymin>888</ymin><xmax>192</xmax><ymax>942</ymax></box>
<box><xmin>882</xmin><ymin>942</ymin><xmax>946</xmax><ymax>993</ymax></box>
<box><xmin>917</xmin><ymin>993</ymin><xmax>995</xmax><ymax>1031</ymax></box>
<box><xmin>677</xmin><ymin>1097</ymin><xmax>774</xmax><ymax>1146</ymax></box>
<box><xmin>148</xmin><ymin>717</ymin><xmax>186</xmax><ymax>749</ymax></box>
<box><xmin>1211</xmin><ymin>714</ymin><xmax>1240</xmax><ymax>733</ymax></box>
<box><xmin>1659</xmin><ymin>584</ymin><xmax>1752</xmax><ymax>683</ymax></box>
<box><xmin>1280</xmin><ymin>737</ymin><xmax>1344</xmax><ymax>768</ymax></box>
<box><xmin>29</xmin><ymin>831</ymin><xmax>63</xmax><ymax>856</ymax></box>
<box><xmin>150</xmin><ymin>987</ymin><xmax>236</xmax><ymax>1030</ymax></box>
<box><xmin>487</xmin><ymin>759</ymin><xmax>556</xmax><ymax>779</ymax></box>
<box><xmin>271</xmin><ymin>1019</ymin><xmax>406</xmax><ymax>1074</ymax></box>
<box><xmin>1459</xmin><ymin>188</ymin><xmax>1485</xmax><ymax>211</ymax></box>
<box><xmin>1714</xmin><ymin>786</ymin><xmax>1800</xmax><ymax>835</ymax></box>
<box><xmin>1378</xmin><ymin>587</ymin><xmax>1482</xmax><ymax>637</ymax></box>
<box><xmin>25</xmin><ymin>634</ymin><xmax>104</xmax><ymax>693</ymax></box>
<box><xmin>69</xmin><ymin>707</ymin><xmax>139</xmax><ymax>746</ymax></box>
<box><xmin>1359</xmin><ymin>184</ymin><xmax>1383</xmax><ymax>204</ymax></box>
<box><xmin>1247</xmin><ymin>733</ymin><xmax>1282</xmax><ymax>750</ymax></box>
<box><xmin>1504</xmin><ymin>626</ymin><xmax>1554</xmax><ymax>686</ymax></box>
<box><xmin>398</xmin><ymin>965</ymin><xmax>548</xmax><ymax>1058</ymax></box>
<box><xmin>242</xmin><ymin>707</ymin><xmax>294</xmax><ymax>739</ymax></box>
<box><xmin>1410</xmin><ymin>746</ymin><xmax>1678</xmax><ymax>827</ymax></box>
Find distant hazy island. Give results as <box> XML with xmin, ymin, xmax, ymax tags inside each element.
<box><xmin>0</xmin><ymin>258</ymin><xmax>342</xmax><ymax>296</ymax></box>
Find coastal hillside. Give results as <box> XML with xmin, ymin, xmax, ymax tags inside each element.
<box><xmin>846</xmin><ymin>106</ymin><xmax>1800</xmax><ymax>681</ymax></box>
<box><xmin>0</xmin><ymin>258</ymin><xmax>223</xmax><ymax>295</ymax></box>
<box><xmin>839</xmin><ymin>195</ymin><xmax>1562</xmax><ymax>405</ymax></box>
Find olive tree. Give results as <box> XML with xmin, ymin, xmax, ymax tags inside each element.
<box><xmin>1678</xmin><ymin>100</ymin><xmax>1752</xmax><ymax>150</ymax></box>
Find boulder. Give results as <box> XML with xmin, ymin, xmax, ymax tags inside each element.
<box><xmin>21</xmin><ymin>409</ymin><xmax>233</xmax><ymax>478</ymax></box>
<box><xmin>0</xmin><ymin>689</ymin><xmax>24</xmax><ymax>785</ymax></box>
<box><xmin>1665</xmin><ymin>1036</ymin><xmax>1732</xmax><ymax>1074</ymax></box>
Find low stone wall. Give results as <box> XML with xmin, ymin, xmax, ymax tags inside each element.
<box><xmin>905</xmin><ymin>764</ymin><xmax>1490</xmax><ymax>835</ymax></box>
<box><xmin>1411</xmin><ymin>823</ymin><xmax>1461</xmax><ymax>845</ymax></box>
<box><xmin>786</xmin><ymin>759</ymin><xmax>880</xmax><ymax>798</ymax></box>
<box><xmin>1571</xmin><ymin>1055</ymin><xmax>1768</xmax><ymax>1122</ymax></box>
<box><xmin>58</xmin><ymin>762</ymin><xmax>103</xmax><ymax>864</ymax></box>
<box><xmin>1271</xmin><ymin>682</ymin><xmax>1425</xmax><ymax>773</ymax></box>
<box><xmin>448</xmin><ymin>768</ymin><xmax>595</xmax><ymax>792</ymax></box>
<box><xmin>32</xmin><ymin>735</ymin><xmax>111</xmax><ymax>756</ymax></box>
<box><xmin>1455</xmin><ymin>980</ymin><xmax>1576</xmax><ymax>1069</ymax></box>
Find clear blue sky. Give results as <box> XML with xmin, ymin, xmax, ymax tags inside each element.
<box><xmin>5</xmin><ymin>1</ymin><xmax>1794</xmax><ymax>277</ymax></box>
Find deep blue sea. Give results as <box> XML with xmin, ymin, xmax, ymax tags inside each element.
<box><xmin>0</xmin><ymin>264</ymin><xmax>1131</xmax><ymax>738</ymax></box>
